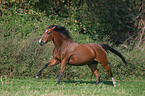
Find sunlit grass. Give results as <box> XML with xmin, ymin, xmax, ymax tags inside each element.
<box><xmin>0</xmin><ymin>78</ymin><xmax>144</xmax><ymax>96</ymax></box>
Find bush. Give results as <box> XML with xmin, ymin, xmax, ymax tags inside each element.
<box><xmin>0</xmin><ymin>0</ymin><xmax>144</xmax><ymax>81</ymax></box>
<box><xmin>0</xmin><ymin>14</ymin><xmax>144</xmax><ymax>81</ymax></box>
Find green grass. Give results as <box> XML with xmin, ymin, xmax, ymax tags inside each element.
<box><xmin>0</xmin><ymin>78</ymin><xmax>144</xmax><ymax>96</ymax></box>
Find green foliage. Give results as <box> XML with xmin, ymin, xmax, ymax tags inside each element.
<box><xmin>0</xmin><ymin>15</ymin><xmax>50</xmax><ymax>77</ymax></box>
<box><xmin>0</xmin><ymin>14</ymin><xmax>144</xmax><ymax>81</ymax></box>
<box><xmin>1</xmin><ymin>0</ymin><xmax>143</xmax><ymax>42</ymax></box>
<box><xmin>34</xmin><ymin>0</ymin><xmax>143</xmax><ymax>42</ymax></box>
<box><xmin>0</xmin><ymin>0</ymin><xmax>144</xmax><ymax>81</ymax></box>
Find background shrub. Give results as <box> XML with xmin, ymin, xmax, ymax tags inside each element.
<box><xmin>0</xmin><ymin>0</ymin><xmax>144</xmax><ymax>81</ymax></box>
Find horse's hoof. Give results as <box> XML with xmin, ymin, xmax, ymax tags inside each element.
<box><xmin>36</xmin><ymin>76</ymin><xmax>39</xmax><ymax>79</ymax></box>
<box><xmin>96</xmin><ymin>82</ymin><xmax>99</xmax><ymax>85</ymax></box>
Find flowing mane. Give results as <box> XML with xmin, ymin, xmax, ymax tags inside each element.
<box><xmin>48</xmin><ymin>25</ymin><xmax>72</xmax><ymax>39</ymax></box>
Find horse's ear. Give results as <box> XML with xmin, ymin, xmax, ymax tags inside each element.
<box><xmin>54</xmin><ymin>26</ymin><xmax>60</xmax><ymax>30</ymax></box>
<box><xmin>52</xmin><ymin>25</ymin><xmax>65</xmax><ymax>31</ymax></box>
<box><xmin>52</xmin><ymin>27</ymin><xmax>56</xmax><ymax>30</ymax></box>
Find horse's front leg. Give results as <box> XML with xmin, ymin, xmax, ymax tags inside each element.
<box><xmin>36</xmin><ymin>58</ymin><xmax>60</xmax><ymax>79</ymax></box>
<box><xmin>57</xmin><ymin>59</ymin><xmax>68</xmax><ymax>84</ymax></box>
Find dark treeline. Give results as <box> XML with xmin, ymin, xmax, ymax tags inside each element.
<box><xmin>1</xmin><ymin>0</ymin><xmax>144</xmax><ymax>44</ymax></box>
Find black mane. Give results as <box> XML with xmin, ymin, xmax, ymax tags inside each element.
<box><xmin>48</xmin><ymin>25</ymin><xmax>71</xmax><ymax>39</ymax></box>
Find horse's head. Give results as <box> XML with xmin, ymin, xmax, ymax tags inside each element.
<box><xmin>39</xmin><ymin>26</ymin><xmax>55</xmax><ymax>46</ymax></box>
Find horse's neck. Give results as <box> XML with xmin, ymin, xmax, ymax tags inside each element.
<box><xmin>53</xmin><ymin>33</ymin><xmax>73</xmax><ymax>48</ymax></box>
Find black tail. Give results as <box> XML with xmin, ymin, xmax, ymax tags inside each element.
<box><xmin>101</xmin><ymin>44</ymin><xmax>127</xmax><ymax>66</ymax></box>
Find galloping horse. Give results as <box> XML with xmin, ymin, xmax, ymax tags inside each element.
<box><xmin>36</xmin><ymin>25</ymin><xmax>127</xmax><ymax>87</ymax></box>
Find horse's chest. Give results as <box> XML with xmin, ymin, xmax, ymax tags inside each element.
<box><xmin>53</xmin><ymin>49</ymin><xmax>69</xmax><ymax>60</ymax></box>
<box><xmin>53</xmin><ymin>49</ymin><xmax>61</xmax><ymax>59</ymax></box>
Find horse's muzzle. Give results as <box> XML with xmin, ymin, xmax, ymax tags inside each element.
<box><xmin>39</xmin><ymin>41</ymin><xmax>45</xmax><ymax>46</ymax></box>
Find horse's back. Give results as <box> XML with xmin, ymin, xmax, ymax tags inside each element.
<box><xmin>68</xmin><ymin>43</ymin><xmax>107</xmax><ymax>65</ymax></box>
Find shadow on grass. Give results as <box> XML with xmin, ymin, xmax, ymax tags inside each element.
<box><xmin>62</xmin><ymin>80</ymin><xmax>114</xmax><ymax>86</ymax></box>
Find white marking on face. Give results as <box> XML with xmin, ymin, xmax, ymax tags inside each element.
<box><xmin>39</xmin><ymin>38</ymin><xmax>42</xmax><ymax>43</ymax></box>
<box><xmin>45</xmin><ymin>30</ymin><xmax>48</xmax><ymax>33</ymax></box>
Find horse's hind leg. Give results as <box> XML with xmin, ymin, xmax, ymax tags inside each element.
<box><xmin>101</xmin><ymin>63</ymin><xmax>116</xmax><ymax>87</ymax></box>
<box><xmin>88</xmin><ymin>61</ymin><xmax>100</xmax><ymax>85</ymax></box>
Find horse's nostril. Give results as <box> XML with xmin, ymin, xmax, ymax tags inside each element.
<box><xmin>39</xmin><ymin>41</ymin><xmax>45</xmax><ymax>46</ymax></box>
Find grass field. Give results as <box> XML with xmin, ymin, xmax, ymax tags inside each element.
<box><xmin>0</xmin><ymin>78</ymin><xmax>144</xmax><ymax>96</ymax></box>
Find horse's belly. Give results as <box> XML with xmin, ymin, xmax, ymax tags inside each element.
<box><xmin>68</xmin><ymin>51</ymin><xmax>95</xmax><ymax>65</ymax></box>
